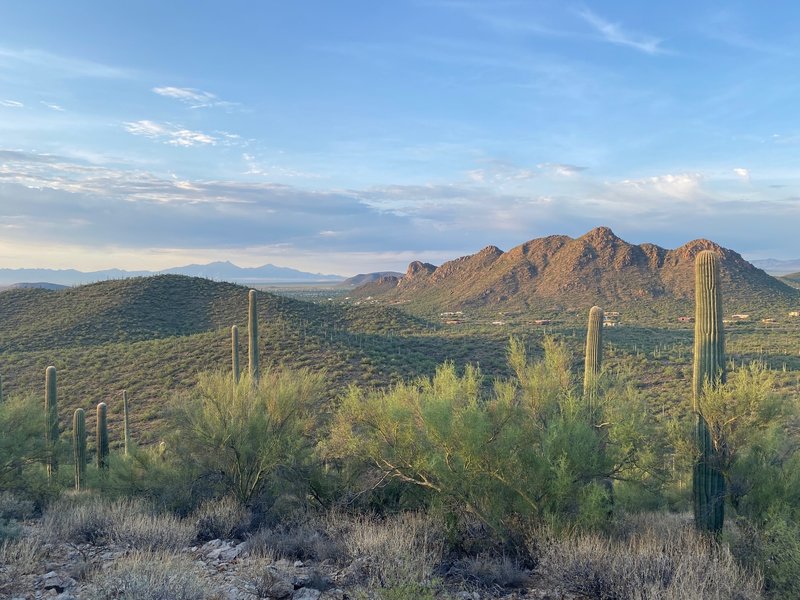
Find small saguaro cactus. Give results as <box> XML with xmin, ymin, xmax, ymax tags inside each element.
<box><xmin>583</xmin><ymin>306</ymin><xmax>604</xmax><ymax>411</ymax></box>
<box><xmin>73</xmin><ymin>408</ymin><xmax>86</xmax><ymax>491</ymax></box>
<box><xmin>692</xmin><ymin>250</ymin><xmax>726</xmax><ymax>533</ymax></box>
<box><xmin>248</xmin><ymin>289</ymin><xmax>259</xmax><ymax>382</ymax></box>
<box><xmin>122</xmin><ymin>390</ymin><xmax>130</xmax><ymax>456</ymax></box>
<box><xmin>231</xmin><ymin>325</ymin><xmax>240</xmax><ymax>383</ymax></box>
<box><xmin>0</xmin><ymin>373</ymin><xmax>4</xmax><ymax>403</ymax></box>
<box><xmin>45</xmin><ymin>366</ymin><xmax>58</xmax><ymax>480</ymax></box>
<box><xmin>96</xmin><ymin>402</ymin><xmax>109</xmax><ymax>470</ymax></box>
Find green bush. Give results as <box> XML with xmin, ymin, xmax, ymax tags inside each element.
<box><xmin>325</xmin><ymin>338</ymin><xmax>661</xmax><ymax>535</ymax></box>
<box><xmin>172</xmin><ymin>369</ymin><xmax>327</xmax><ymax>506</ymax></box>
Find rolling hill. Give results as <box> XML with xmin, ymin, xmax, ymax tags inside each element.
<box><xmin>0</xmin><ymin>275</ymin><xmax>514</xmax><ymax>443</ymax></box>
<box><xmin>353</xmin><ymin>227</ymin><xmax>799</xmax><ymax>316</ymax></box>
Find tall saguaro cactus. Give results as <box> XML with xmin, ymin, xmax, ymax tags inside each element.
<box><xmin>122</xmin><ymin>390</ymin><xmax>130</xmax><ymax>456</ymax></box>
<box><xmin>248</xmin><ymin>290</ymin><xmax>259</xmax><ymax>382</ymax></box>
<box><xmin>44</xmin><ymin>366</ymin><xmax>58</xmax><ymax>480</ymax></box>
<box><xmin>583</xmin><ymin>306</ymin><xmax>604</xmax><ymax>412</ymax></box>
<box><xmin>692</xmin><ymin>250</ymin><xmax>726</xmax><ymax>533</ymax></box>
<box><xmin>73</xmin><ymin>408</ymin><xmax>86</xmax><ymax>491</ymax></box>
<box><xmin>231</xmin><ymin>325</ymin><xmax>240</xmax><ymax>383</ymax></box>
<box><xmin>96</xmin><ymin>402</ymin><xmax>109</xmax><ymax>470</ymax></box>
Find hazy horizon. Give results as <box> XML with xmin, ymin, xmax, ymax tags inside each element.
<box><xmin>2</xmin><ymin>2</ymin><xmax>799</xmax><ymax>275</ymax></box>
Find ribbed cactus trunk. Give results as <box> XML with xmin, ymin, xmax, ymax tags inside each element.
<box><xmin>231</xmin><ymin>325</ymin><xmax>240</xmax><ymax>383</ymax></box>
<box><xmin>45</xmin><ymin>366</ymin><xmax>58</xmax><ymax>481</ymax></box>
<box><xmin>96</xmin><ymin>402</ymin><xmax>109</xmax><ymax>470</ymax></box>
<box><xmin>122</xmin><ymin>390</ymin><xmax>130</xmax><ymax>456</ymax></box>
<box><xmin>583</xmin><ymin>306</ymin><xmax>613</xmax><ymax>510</ymax></box>
<box><xmin>692</xmin><ymin>250</ymin><xmax>726</xmax><ymax>533</ymax></box>
<box><xmin>73</xmin><ymin>408</ymin><xmax>86</xmax><ymax>491</ymax></box>
<box><xmin>0</xmin><ymin>373</ymin><xmax>3</xmax><ymax>403</ymax></box>
<box><xmin>248</xmin><ymin>290</ymin><xmax>259</xmax><ymax>383</ymax></box>
<box><xmin>583</xmin><ymin>306</ymin><xmax>604</xmax><ymax>415</ymax></box>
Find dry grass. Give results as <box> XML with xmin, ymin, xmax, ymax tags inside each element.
<box><xmin>535</xmin><ymin>512</ymin><xmax>763</xmax><ymax>600</ymax></box>
<box><xmin>85</xmin><ymin>550</ymin><xmax>212</xmax><ymax>600</ymax></box>
<box><xmin>192</xmin><ymin>495</ymin><xmax>251</xmax><ymax>542</ymax></box>
<box><xmin>42</xmin><ymin>495</ymin><xmax>194</xmax><ymax>551</ymax></box>
<box><xmin>0</xmin><ymin>534</ymin><xmax>47</xmax><ymax>596</ymax></box>
<box><xmin>342</xmin><ymin>512</ymin><xmax>444</xmax><ymax>589</ymax></box>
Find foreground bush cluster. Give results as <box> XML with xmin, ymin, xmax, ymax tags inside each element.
<box><xmin>2</xmin><ymin>336</ymin><xmax>800</xmax><ymax>597</ymax></box>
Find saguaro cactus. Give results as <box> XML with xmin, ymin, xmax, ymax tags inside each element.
<box><xmin>692</xmin><ymin>250</ymin><xmax>726</xmax><ymax>533</ymax></box>
<box><xmin>122</xmin><ymin>390</ymin><xmax>130</xmax><ymax>456</ymax></box>
<box><xmin>45</xmin><ymin>366</ymin><xmax>58</xmax><ymax>480</ymax></box>
<box><xmin>73</xmin><ymin>408</ymin><xmax>86</xmax><ymax>491</ymax></box>
<box><xmin>96</xmin><ymin>402</ymin><xmax>109</xmax><ymax>470</ymax></box>
<box><xmin>231</xmin><ymin>325</ymin><xmax>240</xmax><ymax>383</ymax></box>
<box><xmin>248</xmin><ymin>290</ymin><xmax>259</xmax><ymax>382</ymax></box>
<box><xmin>583</xmin><ymin>306</ymin><xmax>604</xmax><ymax>411</ymax></box>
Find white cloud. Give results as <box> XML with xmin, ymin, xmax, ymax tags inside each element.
<box><xmin>40</xmin><ymin>101</ymin><xmax>65</xmax><ymax>112</ymax></box>
<box><xmin>733</xmin><ymin>167</ymin><xmax>750</xmax><ymax>181</ymax></box>
<box><xmin>124</xmin><ymin>120</ymin><xmax>216</xmax><ymax>147</ymax></box>
<box><xmin>152</xmin><ymin>86</ymin><xmax>237</xmax><ymax>109</ymax></box>
<box><xmin>577</xmin><ymin>9</ymin><xmax>664</xmax><ymax>54</ymax></box>
<box><xmin>538</xmin><ymin>163</ymin><xmax>588</xmax><ymax>177</ymax></box>
<box><xmin>618</xmin><ymin>173</ymin><xmax>704</xmax><ymax>199</ymax></box>
<box><xmin>0</xmin><ymin>99</ymin><xmax>24</xmax><ymax>108</ymax></box>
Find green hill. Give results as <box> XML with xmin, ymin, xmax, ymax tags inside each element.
<box><xmin>0</xmin><ymin>275</ymin><xmax>518</xmax><ymax>444</ymax></box>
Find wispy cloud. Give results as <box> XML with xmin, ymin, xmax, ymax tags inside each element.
<box><xmin>40</xmin><ymin>101</ymin><xmax>65</xmax><ymax>112</ymax></box>
<box><xmin>152</xmin><ymin>86</ymin><xmax>238</xmax><ymax>109</ymax></box>
<box><xmin>538</xmin><ymin>163</ymin><xmax>588</xmax><ymax>177</ymax></box>
<box><xmin>0</xmin><ymin>99</ymin><xmax>24</xmax><ymax>108</ymax></box>
<box><xmin>124</xmin><ymin>120</ymin><xmax>216</xmax><ymax>147</ymax></box>
<box><xmin>0</xmin><ymin>46</ymin><xmax>132</xmax><ymax>78</ymax></box>
<box><xmin>577</xmin><ymin>8</ymin><xmax>664</xmax><ymax>54</ymax></box>
<box><xmin>733</xmin><ymin>167</ymin><xmax>750</xmax><ymax>181</ymax></box>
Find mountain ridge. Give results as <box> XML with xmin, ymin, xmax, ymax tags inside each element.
<box><xmin>0</xmin><ymin>262</ymin><xmax>344</xmax><ymax>286</ymax></box>
<box><xmin>353</xmin><ymin>227</ymin><xmax>798</xmax><ymax>314</ymax></box>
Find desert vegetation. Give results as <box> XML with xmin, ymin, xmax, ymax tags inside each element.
<box><xmin>2</xmin><ymin>251</ymin><xmax>800</xmax><ymax>599</ymax></box>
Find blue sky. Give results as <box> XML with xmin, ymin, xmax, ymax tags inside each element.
<box><xmin>1</xmin><ymin>1</ymin><xmax>799</xmax><ymax>275</ymax></box>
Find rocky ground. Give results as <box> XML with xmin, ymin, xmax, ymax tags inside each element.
<box><xmin>3</xmin><ymin>527</ymin><xmax>570</xmax><ymax>600</ymax></box>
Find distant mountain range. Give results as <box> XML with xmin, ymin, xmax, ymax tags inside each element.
<box><xmin>340</xmin><ymin>271</ymin><xmax>404</xmax><ymax>287</ymax></box>
<box><xmin>353</xmin><ymin>227</ymin><xmax>799</xmax><ymax>314</ymax></box>
<box><xmin>750</xmin><ymin>258</ymin><xmax>800</xmax><ymax>275</ymax></box>
<box><xmin>0</xmin><ymin>261</ymin><xmax>344</xmax><ymax>287</ymax></box>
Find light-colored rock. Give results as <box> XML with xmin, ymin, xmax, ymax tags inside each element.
<box><xmin>293</xmin><ymin>588</ymin><xmax>321</xmax><ymax>600</ymax></box>
<box><xmin>294</xmin><ymin>560</ymin><xmax>305</xmax><ymax>567</ymax></box>
<box><xmin>219</xmin><ymin>542</ymin><xmax>246</xmax><ymax>561</ymax></box>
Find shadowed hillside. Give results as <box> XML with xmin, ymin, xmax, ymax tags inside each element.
<box><xmin>354</xmin><ymin>227</ymin><xmax>798</xmax><ymax>316</ymax></box>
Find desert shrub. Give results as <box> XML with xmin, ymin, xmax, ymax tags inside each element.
<box><xmin>729</xmin><ymin>508</ymin><xmax>800</xmax><ymax>599</ymax></box>
<box><xmin>91</xmin><ymin>447</ymin><xmax>198</xmax><ymax>516</ymax></box>
<box><xmin>342</xmin><ymin>512</ymin><xmax>444</xmax><ymax>590</ymax></box>
<box><xmin>85</xmin><ymin>550</ymin><xmax>212</xmax><ymax>600</ymax></box>
<box><xmin>42</xmin><ymin>496</ymin><xmax>194</xmax><ymax>550</ymax></box>
<box><xmin>172</xmin><ymin>369</ymin><xmax>327</xmax><ymax>506</ymax></box>
<box><xmin>0</xmin><ymin>534</ymin><xmax>46</xmax><ymax>595</ymax></box>
<box><xmin>446</xmin><ymin>553</ymin><xmax>528</xmax><ymax>589</ymax></box>
<box><xmin>325</xmin><ymin>337</ymin><xmax>661</xmax><ymax>535</ymax></box>
<box><xmin>245</xmin><ymin>516</ymin><xmax>346</xmax><ymax>563</ymax></box>
<box><xmin>0</xmin><ymin>393</ymin><xmax>58</xmax><ymax>510</ymax></box>
<box><xmin>536</xmin><ymin>511</ymin><xmax>763</xmax><ymax>599</ymax></box>
<box><xmin>192</xmin><ymin>495</ymin><xmax>251</xmax><ymax>542</ymax></box>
